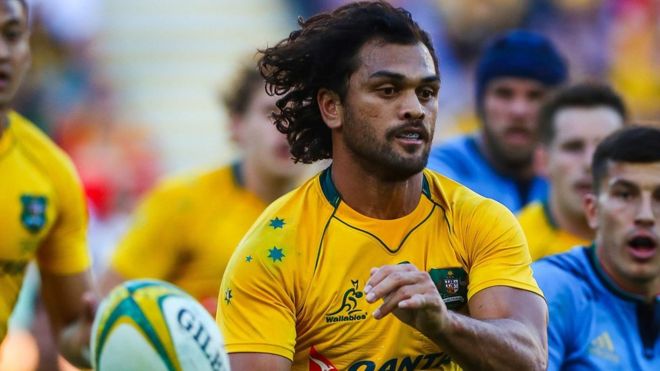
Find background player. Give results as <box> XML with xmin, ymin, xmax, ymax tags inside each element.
<box><xmin>427</xmin><ymin>30</ymin><xmax>567</xmax><ymax>212</ymax></box>
<box><xmin>218</xmin><ymin>2</ymin><xmax>546</xmax><ymax>370</ymax></box>
<box><xmin>0</xmin><ymin>0</ymin><xmax>95</xmax><ymax>367</ymax></box>
<box><xmin>101</xmin><ymin>64</ymin><xmax>314</xmax><ymax>313</ymax></box>
<box><xmin>519</xmin><ymin>82</ymin><xmax>627</xmax><ymax>260</ymax></box>
<box><xmin>533</xmin><ymin>125</ymin><xmax>660</xmax><ymax>370</ymax></box>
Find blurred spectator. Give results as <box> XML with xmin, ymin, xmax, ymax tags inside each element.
<box><xmin>608</xmin><ymin>0</ymin><xmax>660</xmax><ymax>121</ymax></box>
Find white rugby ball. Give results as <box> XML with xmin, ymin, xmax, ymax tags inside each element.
<box><xmin>91</xmin><ymin>279</ymin><xmax>230</xmax><ymax>371</ymax></box>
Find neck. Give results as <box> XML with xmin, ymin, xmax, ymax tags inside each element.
<box><xmin>549</xmin><ymin>192</ymin><xmax>593</xmax><ymax>240</ymax></box>
<box><xmin>331</xmin><ymin>154</ymin><xmax>423</xmax><ymax>220</ymax></box>
<box><xmin>242</xmin><ymin>158</ymin><xmax>300</xmax><ymax>204</ymax></box>
<box><xmin>476</xmin><ymin>132</ymin><xmax>534</xmax><ymax>180</ymax></box>
<box><xmin>596</xmin><ymin>244</ymin><xmax>660</xmax><ymax>303</ymax></box>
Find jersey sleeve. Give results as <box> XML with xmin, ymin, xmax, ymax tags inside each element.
<box><xmin>216</xmin><ymin>217</ymin><xmax>297</xmax><ymax>360</ymax></box>
<box><xmin>110</xmin><ymin>182</ymin><xmax>187</xmax><ymax>280</ymax></box>
<box><xmin>459</xmin><ymin>197</ymin><xmax>542</xmax><ymax>299</ymax></box>
<box><xmin>36</xmin><ymin>151</ymin><xmax>91</xmax><ymax>274</ymax></box>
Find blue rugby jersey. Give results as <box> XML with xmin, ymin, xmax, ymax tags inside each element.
<box><xmin>533</xmin><ymin>246</ymin><xmax>660</xmax><ymax>370</ymax></box>
<box><xmin>427</xmin><ymin>135</ymin><xmax>547</xmax><ymax>212</ymax></box>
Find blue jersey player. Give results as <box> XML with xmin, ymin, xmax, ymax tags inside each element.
<box><xmin>533</xmin><ymin>126</ymin><xmax>660</xmax><ymax>370</ymax></box>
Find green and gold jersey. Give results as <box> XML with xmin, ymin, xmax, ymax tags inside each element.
<box><xmin>517</xmin><ymin>201</ymin><xmax>589</xmax><ymax>261</ymax></box>
<box><xmin>111</xmin><ymin>164</ymin><xmax>266</xmax><ymax>312</ymax></box>
<box><xmin>217</xmin><ymin>167</ymin><xmax>541</xmax><ymax>370</ymax></box>
<box><xmin>0</xmin><ymin>112</ymin><xmax>90</xmax><ymax>342</ymax></box>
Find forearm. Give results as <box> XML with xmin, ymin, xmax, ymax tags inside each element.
<box><xmin>429</xmin><ymin>311</ymin><xmax>547</xmax><ymax>371</ymax></box>
<box><xmin>58</xmin><ymin>318</ymin><xmax>92</xmax><ymax>368</ymax></box>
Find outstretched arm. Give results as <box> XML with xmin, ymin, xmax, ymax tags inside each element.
<box><xmin>365</xmin><ymin>264</ymin><xmax>547</xmax><ymax>371</ymax></box>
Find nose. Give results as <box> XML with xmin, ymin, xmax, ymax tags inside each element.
<box><xmin>584</xmin><ymin>143</ymin><xmax>597</xmax><ymax>171</ymax></box>
<box><xmin>510</xmin><ymin>96</ymin><xmax>533</xmax><ymax>117</ymax></box>
<box><xmin>400</xmin><ymin>91</ymin><xmax>425</xmax><ymax>121</ymax></box>
<box><xmin>635</xmin><ymin>194</ymin><xmax>656</xmax><ymax>227</ymax></box>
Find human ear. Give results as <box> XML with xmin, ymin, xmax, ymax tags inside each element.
<box><xmin>584</xmin><ymin>193</ymin><xmax>599</xmax><ymax>230</ymax></box>
<box><xmin>534</xmin><ymin>146</ymin><xmax>549</xmax><ymax>178</ymax></box>
<box><xmin>317</xmin><ymin>88</ymin><xmax>342</xmax><ymax>129</ymax></box>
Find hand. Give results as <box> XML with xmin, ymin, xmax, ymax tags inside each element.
<box><xmin>60</xmin><ymin>291</ymin><xmax>98</xmax><ymax>366</ymax></box>
<box><xmin>364</xmin><ymin>264</ymin><xmax>450</xmax><ymax>339</ymax></box>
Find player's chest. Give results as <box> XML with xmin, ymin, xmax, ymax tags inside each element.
<box><xmin>576</xmin><ymin>301</ymin><xmax>659</xmax><ymax>369</ymax></box>
<box><xmin>294</xmin><ymin>225</ymin><xmax>467</xmax><ymax>369</ymax></box>
<box><xmin>0</xmin><ymin>158</ymin><xmax>56</xmax><ymax>266</ymax></box>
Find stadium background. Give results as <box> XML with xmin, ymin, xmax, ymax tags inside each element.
<box><xmin>0</xmin><ymin>0</ymin><xmax>658</xmax><ymax>370</ymax></box>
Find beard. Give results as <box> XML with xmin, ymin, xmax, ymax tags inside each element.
<box><xmin>482</xmin><ymin>123</ymin><xmax>534</xmax><ymax>172</ymax></box>
<box><xmin>340</xmin><ymin>109</ymin><xmax>431</xmax><ymax>182</ymax></box>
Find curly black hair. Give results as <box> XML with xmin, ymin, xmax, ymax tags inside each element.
<box><xmin>259</xmin><ymin>1</ymin><xmax>437</xmax><ymax>163</ymax></box>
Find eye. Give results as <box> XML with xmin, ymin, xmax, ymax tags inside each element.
<box><xmin>417</xmin><ymin>87</ymin><xmax>437</xmax><ymax>100</ymax></box>
<box><xmin>561</xmin><ymin>140</ymin><xmax>584</xmax><ymax>153</ymax></box>
<box><xmin>3</xmin><ymin>27</ymin><xmax>23</xmax><ymax>42</ymax></box>
<box><xmin>378</xmin><ymin>86</ymin><xmax>398</xmax><ymax>97</ymax></box>
<box><xmin>614</xmin><ymin>189</ymin><xmax>634</xmax><ymax>201</ymax></box>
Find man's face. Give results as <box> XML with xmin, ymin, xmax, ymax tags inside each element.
<box><xmin>587</xmin><ymin>162</ymin><xmax>660</xmax><ymax>286</ymax></box>
<box><xmin>481</xmin><ymin>77</ymin><xmax>547</xmax><ymax>168</ymax></box>
<box><xmin>0</xmin><ymin>0</ymin><xmax>29</xmax><ymax>111</ymax></box>
<box><xmin>233</xmin><ymin>86</ymin><xmax>301</xmax><ymax>178</ymax></box>
<box><xmin>338</xmin><ymin>40</ymin><xmax>439</xmax><ymax>181</ymax></box>
<box><xmin>546</xmin><ymin>106</ymin><xmax>623</xmax><ymax>219</ymax></box>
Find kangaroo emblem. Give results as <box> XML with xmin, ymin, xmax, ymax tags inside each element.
<box><xmin>327</xmin><ymin>280</ymin><xmax>364</xmax><ymax>315</ymax></box>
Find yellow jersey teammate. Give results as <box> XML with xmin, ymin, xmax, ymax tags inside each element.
<box><xmin>102</xmin><ymin>65</ymin><xmax>314</xmax><ymax>313</ymax></box>
<box><xmin>518</xmin><ymin>83</ymin><xmax>627</xmax><ymax>260</ymax></box>
<box><xmin>218</xmin><ymin>2</ymin><xmax>548</xmax><ymax>370</ymax></box>
<box><xmin>0</xmin><ymin>0</ymin><xmax>95</xmax><ymax>367</ymax></box>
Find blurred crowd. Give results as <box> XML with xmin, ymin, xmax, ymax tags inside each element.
<box><xmin>0</xmin><ymin>0</ymin><xmax>658</xmax><ymax>370</ymax></box>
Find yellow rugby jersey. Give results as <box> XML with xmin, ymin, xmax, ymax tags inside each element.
<box><xmin>0</xmin><ymin>112</ymin><xmax>90</xmax><ymax>342</ymax></box>
<box><xmin>217</xmin><ymin>167</ymin><xmax>541</xmax><ymax>370</ymax></box>
<box><xmin>111</xmin><ymin>164</ymin><xmax>266</xmax><ymax>311</ymax></box>
<box><xmin>517</xmin><ymin>201</ymin><xmax>589</xmax><ymax>261</ymax></box>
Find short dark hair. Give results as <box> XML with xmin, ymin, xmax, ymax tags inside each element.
<box><xmin>221</xmin><ymin>65</ymin><xmax>264</xmax><ymax>117</ymax></box>
<box><xmin>258</xmin><ymin>1</ymin><xmax>437</xmax><ymax>163</ymax></box>
<box><xmin>592</xmin><ymin>126</ymin><xmax>660</xmax><ymax>193</ymax></box>
<box><xmin>539</xmin><ymin>83</ymin><xmax>628</xmax><ymax>144</ymax></box>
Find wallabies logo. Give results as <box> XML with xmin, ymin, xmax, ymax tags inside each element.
<box><xmin>325</xmin><ymin>280</ymin><xmax>367</xmax><ymax>323</ymax></box>
<box><xmin>20</xmin><ymin>195</ymin><xmax>47</xmax><ymax>234</ymax></box>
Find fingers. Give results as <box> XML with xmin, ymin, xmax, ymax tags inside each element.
<box><xmin>364</xmin><ymin>264</ymin><xmax>416</xmax><ymax>294</ymax></box>
<box><xmin>371</xmin><ymin>282</ymin><xmax>430</xmax><ymax>319</ymax></box>
<box><xmin>364</xmin><ymin>264</ymin><xmax>439</xmax><ymax>319</ymax></box>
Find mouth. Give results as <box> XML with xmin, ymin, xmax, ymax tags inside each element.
<box><xmin>503</xmin><ymin>127</ymin><xmax>532</xmax><ymax>145</ymax></box>
<box><xmin>627</xmin><ymin>234</ymin><xmax>658</xmax><ymax>261</ymax></box>
<box><xmin>391</xmin><ymin>123</ymin><xmax>429</xmax><ymax>146</ymax></box>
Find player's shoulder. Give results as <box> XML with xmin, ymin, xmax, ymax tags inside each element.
<box><xmin>533</xmin><ymin>247</ymin><xmax>594</xmax><ymax>302</ymax></box>
<box><xmin>430</xmin><ymin>134</ymin><xmax>474</xmax><ymax>156</ymax></box>
<box><xmin>423</xmin><ymin>168</ymin><xmax>510</xmax><ymax>220</ymax></box>
<box><xmin>517</xmin><ymin>201</ymin><xmax>547</xmax><ymax>229</ymax></box>
<box><xmin>147</xmin><ymin>165</ymin><xmax>235</xmax><ymax>198</ymax></box>
<box><xmin>240</xmin><ymin>169</ymin><xmax>335</xmax><ymax>247</ymax></box>
<box><xmin>10</xmin><ymin>111</ymin><xmax>79</xmax><ymax>182</ymax></box>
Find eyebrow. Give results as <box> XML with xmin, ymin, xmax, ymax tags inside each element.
<box><xmin>609</xmin><ymin>179</ymin><xmax>639</xmax><ymax>189</ymax></box>
<box><xmin>368</xmin><ymin>70</ymin><xmax>440</xmax><ymax>84</ymax></box>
